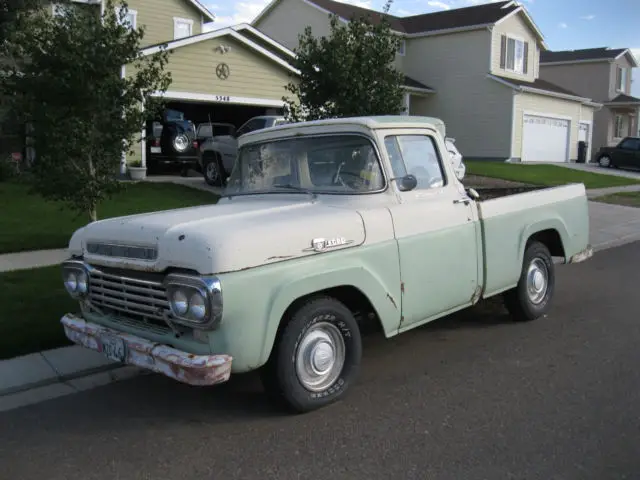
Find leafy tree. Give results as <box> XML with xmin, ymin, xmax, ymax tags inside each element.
<box><xmin>1</xmin><ymin>0</ymin><xmax>172</xmax><ymax>221</ymax></box>
<box><xmin>283</xmin><ymin>0</ymin><xmax>405</xmax><ymax>122</ymax></box>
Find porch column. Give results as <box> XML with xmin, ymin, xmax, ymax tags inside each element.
<box><xmin>403</xmin><ymin>93</ymin><xmax>411</xmax><ymax>115</ymax></box>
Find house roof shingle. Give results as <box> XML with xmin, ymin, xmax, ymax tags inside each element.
<box><xmin>403</xmin><ymin>75</ymin><xmax>433</xmax><ymax>91</ymax></box>
<box><xmin>303</xmin><ymin>0</ymin><xmax>519</xmax><ymax>34</ymax></box>
<box><xmin>492</xmin><ymin>75</ymin><xmax>586</xmax><ymax>99</ymax></box>
<box><xmin>540</xmin><ymin>47</ymin><xmax>627</xmax><ymax>64</ymax></box>
<box><xmin>607</xmin><ymin>93</ymin><xmax>640</xmax><ymax>104</ymax></box>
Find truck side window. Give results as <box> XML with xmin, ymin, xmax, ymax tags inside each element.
<box><xmin>384</xmin><ymin>135</ymin><xmax>445</xmax><ymax>190</ymax></box>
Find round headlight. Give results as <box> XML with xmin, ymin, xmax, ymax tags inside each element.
<box><xmin>189</xmin><ymin>292</ymin><xmax>207</xmax><ymax>321</ymax></box>
<box><xmin>76</xmin><ymin>270</ymin><xmax>88</xmax><ymax>293</ymax></box>
<box><xmin>171</xmin><ymin>290</ymin><xmax>189</xmax><ymax>315</ymax></box>
<box><xmin>64</xmin><ymin>271</ymin><xmax>78</xmax><ymax>293</ymax></box>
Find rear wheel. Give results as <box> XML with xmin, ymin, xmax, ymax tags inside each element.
<box><xmin>203</xmin><ymin>154</ymin><xmax>224</xmax><ymax>187</ymax></box>
<box><xmin>260</xmin><ymin>296</ymin><xmax>362</xmax><ymax>414</ymax></box>
<box><xmin>503</xmin><ymin>241</ymin><xmax>555</xmax><ymax>322</ymax></box>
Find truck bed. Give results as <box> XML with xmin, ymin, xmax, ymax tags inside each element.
<box><xmin>472</xmin><ymin>186</ymin><xmax>547</xmax><ymax>201</ymax></box>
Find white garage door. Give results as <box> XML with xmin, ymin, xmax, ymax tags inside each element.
<box><xmin>522</xmin><ymin>114</ymin><xmax>570</xmax><ymax>163</ymax></box>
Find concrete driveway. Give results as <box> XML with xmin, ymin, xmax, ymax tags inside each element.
<box><xmin>557</xmin><ymin>162</ymin><xmax>640</xmax><ymax>179</ymax></box>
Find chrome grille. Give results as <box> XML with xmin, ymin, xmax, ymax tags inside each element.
<box><xmin>88</xmin><ymin>268</ymin><xmax>173</xmax><ymax>325</ymax></box>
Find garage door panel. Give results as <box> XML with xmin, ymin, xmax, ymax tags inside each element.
<box><xmin>522</xmin><ymin>114</ymin><xmax>570</xmax><ymax>163</ymax></box>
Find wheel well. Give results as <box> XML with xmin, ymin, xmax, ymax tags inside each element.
<box><xmin>202</xmin><ymin>150</ymin><xmax>220</xmax><ymax>161</ymax></box>
<box><xmin>528</xmin><ymin>229</ymin><xmax>565</xmax><ymax>258</ymax></box>
<box><xmin>276</xmin><ymin>286</ymin><xmax>383</xmax><ymax>339</ymax></box>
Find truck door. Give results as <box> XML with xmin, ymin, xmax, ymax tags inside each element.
<box><xmin>382</xmin><ymin>130</ymin><xmax>481</xmax><ymax>332</ymax></box>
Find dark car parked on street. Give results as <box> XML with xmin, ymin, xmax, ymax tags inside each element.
<box><xmin>596</xmin><ymin>136</ymin><xmax>640</xmax><ymax>170</ymax></box>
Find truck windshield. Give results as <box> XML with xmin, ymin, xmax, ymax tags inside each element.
<box><xmin>224</xmin><ymin>135</ymin><xmax>386</xmax><ymax>196</ymax></box>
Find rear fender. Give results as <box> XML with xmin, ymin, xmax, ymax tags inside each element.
<box><xmin>518</xmin><ymin>217</ymin><xmax>570</xmax><ymax>265</ymax></box>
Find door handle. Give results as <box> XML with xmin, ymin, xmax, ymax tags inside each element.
<box><xmin>453</xmin><ymin>198</ymin><xmax>470</xmax><ymax>205</ymax></box>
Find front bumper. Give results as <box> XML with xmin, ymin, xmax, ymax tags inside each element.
<box><xmin>568</xmin><ymin>244</ymin><xmax>594</xmax><ymax>264</ymax></box>
<box><xmin>61</xmin><ymin>314</ymin><xmax>232</xmax><ymax>386</ymax></box>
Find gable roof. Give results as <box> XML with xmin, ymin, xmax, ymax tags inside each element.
<box><xmin>187</xmin><ymin>0</ymin><xmax>216</xmax><ymax>22</ymax></box>
<box><xmin>489</xmin><ymin>74</ymin><xmax>601</xmax><ymax>107</ymax></box>
<box><xmin>253</xmin><ymin>0</ymin><xmax>543</xmax><ymax>41</ymax></box>
<box><xmin>540</xmin><ymin>48</ymin><xmax>639</xmax><ymax>67</ymax></box>
<box><xmin>140</xmin><ymin>25</ymin><xmax>300</xmax><ymax>75</ymax></box>
<box><xmin>605</xmin><ymin>93</ymin><xmax>640</xmax><ymax>106</ymax></box>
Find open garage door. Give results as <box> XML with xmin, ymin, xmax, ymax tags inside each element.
<box><xmin>522</xmin><ymin>114</ymin><xmax>570</xmax><ymax>163</ymax></box>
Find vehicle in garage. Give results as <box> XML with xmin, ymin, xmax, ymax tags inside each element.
<box><xmin>59</xmin><ymin>115</ymin><xmax>593</xmax><ymax>414</ymax></box>
<box><xmin>198</xmin><ymin>115</ymin><xmax>288</xmax><ymax>186</ymax></box>
<box><xmin>596</xmin><ymin>136</ymin><xmax>640</xmax><ymax>169</ymax></box>
<box><xmin>146</xmin><ymin>108</ymin><xmax>199</xmax><ymax>175</ymax></box>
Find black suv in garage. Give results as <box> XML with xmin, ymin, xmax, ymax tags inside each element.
<box><xmin>146</xmin><ymin>108</ymin><xmax>199</xmax><ymax>175</ymax></box>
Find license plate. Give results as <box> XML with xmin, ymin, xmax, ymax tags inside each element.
<box><xmin>101</xmin><ymin>334</ymin><xmax>127</xmax><ymax>363</ymax></box>
<box><xmin>150</xmin><ymin>146</ymin><xmax>161</xmax><ymax>153</ymax></box>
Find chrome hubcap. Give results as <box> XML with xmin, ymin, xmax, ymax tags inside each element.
<box><xmin>526</xmin><ymin>258</ymin><xmax>548</xmax><ymax>304</ymax></box>
<box><xmin>600</xmin><ymin>156</ymin><xmax>610</xmax><ymax>167</ymax></box>
<box><xmin>295</xmin><ymin>322</ymin><xmax>345</xmax><ymax>392</ymax></box>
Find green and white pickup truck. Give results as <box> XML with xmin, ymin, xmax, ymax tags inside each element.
<box><xmin>60</xmin><ymin>116</ymin><xmax>593</xmax><ymax>413</ymax></box>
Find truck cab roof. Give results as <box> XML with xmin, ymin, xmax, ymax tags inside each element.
<box><xmin>238</xmin><ymin>115</ymin><xmax>447</xmax><ymax>146</ymax></box>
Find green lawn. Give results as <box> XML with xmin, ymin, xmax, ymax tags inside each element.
<box><xmin>593</xmin><ymin>191</ymin><xmax>640</xmax><ymax>208</ymax></box>
<box><xmin>0</xmin><ymin>181</ymin><xmax>218</xmax><ymax>254</ymax></box>
<box><xmin>465</xmin><ymin>161</ymin><xmax>640</xmax><ymax>189</ymax></box>
<box><xmin>0</xmin><ymin>265</ymin><xmax>77</xmax><ymax>360</ymax></box>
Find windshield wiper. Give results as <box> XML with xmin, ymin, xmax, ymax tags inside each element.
<box><xmin>272</xmin><ymin>184</ymin><xmax>317</xmax><ymax>199</ymax></box>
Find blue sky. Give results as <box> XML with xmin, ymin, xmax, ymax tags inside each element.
<box><xmin>203</xmin><ymin>0</ymin><xmax>640</xmax><ymax>96</ymax></box>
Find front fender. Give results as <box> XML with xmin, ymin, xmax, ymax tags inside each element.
<box><xmin>260</xmin><ymin>263</ymin><xmax>401</xmax><ymax>366</ymax></box>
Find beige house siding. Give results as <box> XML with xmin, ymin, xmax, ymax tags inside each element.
<box><xmin>157</xmin><ymin>37</ymin><xmax>295</xmax><ymax>99</ymax></box>
<box><xmin>254</xmin><ymin>0</ymin><xmax>405</xmax><ymax>72</ymax></box>
<box><xmin>124</xmin><ymin>0</ymin><xmax>203</xmax><ymax>48</ymax></box>
<box><xmin>539</xmin><ymin>62</ymin><xmax>610</xmax><ymax>101</ymax></box>
<box><xmin>512</xmin><ymin>92</ymin><xmax>595</xmax><ymax>161</ymax></box>
<box><xmin>490</xmin><ymin>13</ymin><xmax>539</xmax><ymax>83</ymax></box>
<box><xmin>404</xmin><ymin>29</ymin><xmax>512</xmax><ymax>159</ymax></box>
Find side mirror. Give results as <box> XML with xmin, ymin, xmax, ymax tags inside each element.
<box><xmin>467</xmin><ymin>187</ymin><xmax>480</xmax><ymax>200</ymax></box>
<box><xmin>394</xmin><ymin>174</ymin><xmax>418</xmax><ymax>192</ymax></box>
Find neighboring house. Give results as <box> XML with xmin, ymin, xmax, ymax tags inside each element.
<box><xmin>253</xmin><ymin>0</ymin><xmax>603</xmax><ymax>163</ymax></box>
<box><xmin>2</xmin><ymin>0</ymin><xmax>302</xmax><ymax>169</ymax></box>
<box><xmin>538</xmin><ymin>47</ymin><xmax>640</xmax><ymax>162</ymax></box>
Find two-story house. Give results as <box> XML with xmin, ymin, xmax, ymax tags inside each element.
<box><xmin>538</xmin><ymin>47</ymin><xmax>640</xmax><ymax>162</ymax></box>
<box><xmin>253</xmin><ymin>0</ymin><xmax>602</xmax><ymax>163</ymax></box>
<box><xmin>3</xmin><ymin>0</ymin><xmax>302</xmax><ymax>168</ymax></box>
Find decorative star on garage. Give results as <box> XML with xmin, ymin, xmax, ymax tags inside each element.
<box><xmin>216</xmin><ymin>63</ymin><xmax>230</xmax><ymax>80</ymax></box>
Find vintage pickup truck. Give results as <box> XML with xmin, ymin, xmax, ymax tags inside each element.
<box><xmin>60</xmin><ymin>116</ymin><xmax>593</xmax><ymax>413</ymax></box>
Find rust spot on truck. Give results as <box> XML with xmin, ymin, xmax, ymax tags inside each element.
<box><xmin>470</xmin><ymin>285</ymin><xmax>483</xmax><ymax>304</ymax></box>
<box><xmin>386</xmin><ymin>293</ymin><xmax>398</xmax><ymax>309</ymax></box>
<box><xmin>400</xmin><ymin>282</ymin><xmax>405</xmax><ymax>294</ymax></box>
<box><xmin>265</xmin><ymin>255</ymin><xmax>294</xmax><ymax>262</ymax></box>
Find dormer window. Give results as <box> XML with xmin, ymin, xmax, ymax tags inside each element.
<box><xmin>500</xmin><ymin>34</ymin><xmax>529</xmax><ymax>75</ymax></box>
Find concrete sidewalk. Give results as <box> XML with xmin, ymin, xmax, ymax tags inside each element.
<box><xmin>0</xmin><ymin>248</ymin><xmax>68</xmax><ymax>273</ymax></box>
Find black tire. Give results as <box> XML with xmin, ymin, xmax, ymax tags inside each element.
<box><xmin>503</xmin><ymin>240</ymin><xmax>555</xmax><ymax>322</ymax></box>
<box><xmin>260</xmin><ymin>296</ymin><xmax>362</xmax><ymax>414</ymax></box>
<box><xmin>203</xmin><ymin>154</ymin><xmax>224</xmax><ymax>187</ymax></box>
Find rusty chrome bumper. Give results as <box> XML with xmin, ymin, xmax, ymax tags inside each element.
<box><xmin>61</xmin><ymin>314</ymin><xmax>232</xmax><ymax>386</ymax></box>
<box><xmin>568</xmin><ymin>244</ymin><xmax>594</xmax><ymax>264</ymax></box>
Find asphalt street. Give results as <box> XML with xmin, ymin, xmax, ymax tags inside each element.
<box><xmin>1</xmin><ymin>242</ymin><xmax>640</xmax><ymax>480</ymax></box>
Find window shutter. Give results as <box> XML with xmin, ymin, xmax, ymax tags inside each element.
<box><xmin>523</xmin><ymin>42</ymin><xmax>529</xmax><ymax>74</ymax></box>
<box><xmin>500</xmin><ymin>35</ymin><xmax>507</xmax><ymax>69</ymax></box>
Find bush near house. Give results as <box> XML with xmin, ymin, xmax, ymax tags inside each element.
<box><xmin>0</xmin><ymin>181</ymin><xmax>219</xmax><ymax>254</ymax></box>
<box><xmin>465</xmin><ymin>161</ymin><xmax>640</xmax><ymax>189</ymax></box>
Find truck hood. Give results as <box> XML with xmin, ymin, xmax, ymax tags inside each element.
<box><xmin>68</xmin><ymin>196</ymin><xmax>367</xmax><ymax>274</ymax></box>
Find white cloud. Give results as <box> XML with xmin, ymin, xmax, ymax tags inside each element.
<box><xmin>579</xmin><ymin>14</ymin><xmax>595</xmax><ymax>20</ymax></box>
<box><xmin>204</xmin><ymin>0</ymin><xmax>270</xmax><ymax>29</ymax></box>
<box><xmin>335</xmin><ymin>0</ymin><xmax>373</xmax><ymax>7</ymax></box>
<box><xmin>558</xmin><ymin>22</ymin><xmax>568</xmax><ymax>29</ymax></box>
<box><xmin>630</xmin><ymin>48</ymin><xmax>640</xmax><ymax>63</ymax></box>
<box><xmin>427</xmin><ymin>1</ymin><xmax>451</xmax><ymax>10</ymax></box>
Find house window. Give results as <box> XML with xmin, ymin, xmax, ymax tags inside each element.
<box><xmin>52</xmin><ymin>3</ymin><xmax>69</xmax><ymax>17</ymax></box>
<box><xmin>173</xmin><ymin>17</ymin><xmax>194</xmax><ymax>39</ymax></box>
<box><xmin>500</xmin><ymin>35</ymin><xmax>529</xmax><ymax>75</ymax></box>
<box><xmin>116</xmin><ymin>7</ymin><xmax>137</xmax><ymax>29</ymax></box>
<box><xmin>614</xmin><ymin>114</ymin><xmax>624</xmax><ymax>138</ymax></box>
<box><xmin>616</xmin><ymin>66</ymin><xmax>627</xmax><ymax>92</ymax></box>
<box><xmin>397</xmin><ymin>39</ymin><xmax>406</xmax><ymax>56</ymax></box>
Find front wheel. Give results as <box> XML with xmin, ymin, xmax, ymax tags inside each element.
<box><xmin>261</xmin><ymin>296</ymin><xmax>362</xmax><ymax>414</ymax></box>
<box><xmin>598</xmin><ymin>155</ymin><xmax>612</xmax><ymax>168</ymax></box>
<box><xmin>503</xmin><ymin>241</ymin><xmax>555</xmax><ymax>322</ymax></box>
